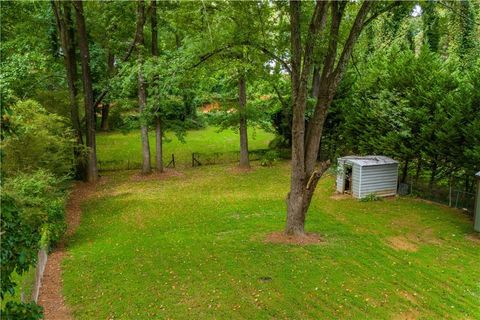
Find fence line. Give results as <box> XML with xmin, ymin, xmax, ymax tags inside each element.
<box><xmin>400</xmin><ymin>179</ymin><xmax>476</xmax><ymax>213</ymax></box>
<box><xmin>98</xmin><ymin>149</ymin><xmax>272</xmax><ymax>171</ymax></box>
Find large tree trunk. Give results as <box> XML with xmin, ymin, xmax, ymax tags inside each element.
<box><xmin>73</xmin><ymin>0</ymin><xmax>97</xmax><ymax>182</ymax></box>
<box><xmin>151</xmin><ymin>0</ymin><xmax>163</xmax><ymax>172</ymax></box>
<box><xmin>285</xmin><ymin>1</ymin><xmax>374</xmax><ymax>235</ymax></box>
<box><xmin>135</xmin><ymin>0</ymin><xmax>151</xmax><ymax>174</ymax></box>
<box><xmin>238</xmin><ymin>75</ymin><xmax>249</xmax><ymax>168</ymax></box>
<box><xmin>52</xmin><ymin>1</ymin><xmax>86</xmax><ymax>180</ymax></box>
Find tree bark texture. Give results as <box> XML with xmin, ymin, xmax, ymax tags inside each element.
<box><xmin>151</xmin><ymin>0</ymin><xmax>163</xmax><ymax>172</ymax></box>
<box><xmin>238</xmin><ymin>75</ymin><xmax>249</xmax><ymax>168</ymax></box>
<box><xmin>136</xmin><ymin>0</ymin><xmax>151</xmax><ymax>174</ymax></box>
<box><xmin>73</xmin><ymin>0</ymin><xmax>98</xmax><ymax>182</ymax></box>
<box><xmin>285</xmin><ymin>1</ymin><xmax>373</xmax><ymax>235</ymax></box>
<box><xmin>52</xmin><ymin>1</ymin><xmax>86</xmax><ymax>180</ymax></box>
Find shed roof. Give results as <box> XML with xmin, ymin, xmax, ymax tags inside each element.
<box><xmin>338</xmin><ymin>155</ymin><xmax>398</xmax><ymax>167</ymax></box>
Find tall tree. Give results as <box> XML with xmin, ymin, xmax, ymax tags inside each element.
<box><xmin>151</xmin><ymin>0</ymin><xmax>163</xmax><ymax>172</ymax></box>
<box><xmin>136</xmin><ymin>0</ymin><xmax>151</xmax><ymax>174</ymax></box>
<box><xmin>51</xmin><ymin>0</ymin><xmax>86</xmax><ymax>179</ymax></box>
<box><xmin>285</xmin><ymin>1</ymin><xmax>397</xmax><ymax>235</ymax></box>
<box><xmin>73</xmin><ymin>0</ymin><xmax>98</xmax><ymax>182</ymax></box>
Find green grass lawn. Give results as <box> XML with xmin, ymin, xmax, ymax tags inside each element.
<box><xmin>96</xmin><ymin>126</ymin><xmax>275</xmax><ymax>169</ymax></box>
<box><xmin>62</xmin><ymin>160</ymin><xmax>480</xmax><ymax>319</ymax></box>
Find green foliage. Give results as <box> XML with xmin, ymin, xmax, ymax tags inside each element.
<box><xmin>2</xmin><ymin>301</ymin><xmax>44</xmax><ymax>320</ymax></box>
<box><xmin>3</xmin><ymin>169</ymin><xmax>67</xmax><ymax>249</ymax></box>
<box><xmin>359</xmin><ymin>193</ymin><xmax>382</xmax><ymax>202</ymax></box>
<box><xmin>1</xmin><ymin>170</ymin><xmax>67</xmax><ymax>320</ymax></box>
<box><xmin>260</xmin><ymin>150</ymin><xmax>280</xmax><ymax>167</ymax></box>
<box><xmin>1</xmin><ymin>100</ymin><xmax>76</xmax><ymax>179</ymax></box>
<box><xmin>0</xmin><ymin>194</ymin><xmax>41</xmax><ymax>299</ymax></box>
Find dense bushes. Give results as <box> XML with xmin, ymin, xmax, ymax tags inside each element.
<box><xmin>1</xmin><ymin>100</ymin><xmax>76</xmax><ymax>178</ymax></box>
<box><xmin>1</xmin><ymin>99</ymin><xmax>73</xmax><ymax>318</ymax></box>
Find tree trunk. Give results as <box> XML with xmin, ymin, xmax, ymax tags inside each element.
<box><xmin>415</xmin><ymin>156</ymin><xmax>422</xmax><ymax>183</ymax></box>
<box><xmin>285</xmin><ymin>1</ymin><xmax>373</xmax><ymax>235</ymax></box>
<box><xmin>238</xmin><ymin>75</ymin><xmax>249</xmax><ymax>168</ymax></box>
<box><xmin>311</xmin><ymin>65</ymin><xmax>321</xmax><ymax>98</ymax></box>
<box><xmin>401</xmin><ymin>158</ymin><xmax>409</xmax><ymax>183</ymax></box>
<box><xmin>52</xmin><ymin>1</ymin><xmax>86</xmax><ymax>180</ymax></box>
<box><xmin>100</xmin><ymin>51</ymin><xmax>115</xmax><ymax>131</ymax></box>
<box><xmin>155</xmin><ymin>117</ymin><xmax>163</xmax><ymax>172</ymax></box>
<box><xmin>74</xmin><ymin>0</ymin><xmax>97</xmax><ymax>182</ymax></box>
<box><xmin>100</xmin><ymin>104</ymin><xmax>109</xmax><ymax>131</ymax></box>
<box><xmin>135</xmin><ymin>0</ymin><xmax>151</xmax><ymax>174</ymax></box>
<box><xmin>429</xmin><ymin>160</ymin><xmax>438</xmax><ymax>192</ymax></box>
<box><xmin>151</xmin><ymin>0</ymin><xmax>162</xmax><ymax>172</ymax></box>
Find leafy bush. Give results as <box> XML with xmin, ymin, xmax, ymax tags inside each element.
<box><xmin>3</xmin><ymin>170</ymin><xmax>68</xmax><ymax>247</ymax></box>
<box><xmin>0</xmin><ymin>194</ymin><xmax>42</xmax><ymax>298</ymax></box>
<box><xmin>360</xmin><ymin>193</ymin><xmax>382</xmax><ymax>202</ymax></box>
<box><xmin>3</xmin><ymin>301</ymin><xmax>44</xmax><ymax>320</ymax></box>
<box><xmin>1</xmin><ymin>100</ymin><xmax>75</xmax><ymax>178</ymax></box>
<box><xmin>260</xmin><ymin>150</ymin><xmax>280</xmax><ymax>167</ymax></box>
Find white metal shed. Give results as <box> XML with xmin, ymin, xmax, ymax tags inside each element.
<box><xmin>336</xmin><ymin>156</ymin><xmax>399</xmax><ymax>199</ymax></box>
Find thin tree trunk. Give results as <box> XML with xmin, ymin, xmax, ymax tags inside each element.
<box><xmin>100</xmin><ymin>104</ymin><xmax>109</xmax><ymax>131</ymax></box>
<box><xmin>100</xmin><ymin>51</ymin><xmax>115</xmax><ymax>131</ymax></box>
<box><xmin>73</xmin><ymin>0</ymin><xmax>97</xmax><ymax>182</ymax></box>
<box><xmin>135</xmin><ymin>0</ymin><xmax>151</xmax><ymax>174</ymax></box>
<box><xmin>52</xmin><ymin>1</ymin><xmax>86</xmax><ymax>180</ymax></box>
<box><xmin>415</xmin><ymin>156</ymin><xmax>422</xmax><ymax>183</ymax></box>
<box><xmin>238</xmin><ymin>75</ymin><xmax>249</xmax><ymax>168</ymax></box>
<box><xmin>155</xmin><ymin>117</ymin><xmax>163</xmax><ymax>172</ymax></box>
<box><xmin>401</xmin><ymin>158</ymin><xmax>409</xmax><ymax>183</ymax></box>
<box><xmin>151</xmin><ymin>0</ymin><xmax>163</xmax><ymax>172</ymax></box>
<box><xmin>429</xmin><ymin>160</ymin><xmax>437</xmax><ymax>192</ymax></box>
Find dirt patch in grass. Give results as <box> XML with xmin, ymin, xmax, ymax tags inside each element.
<box><xmin>130</xmin><ymin>169</ymin><xmax>184</xmax><ymax>182</ymax></box>
<box><xmin>466</xmin><ymin>233</ymin><xmax>480</xmax><ymax>243</ymax></box>
<box><xmin>330</xmin><ymin>193</ymin><xmax>351</xmax><ymax>200</ymax></box>
<box><xmin>387</xmin><ymin>236</ymin><xmax>419</xmax><ymax>252</ymax></box>
<box><xmin>393</xmin><ymin>310</ymin><xmax>420</xmax><ymax>320</ymax></box>
<box><xmin>401</xmin><ymin>291</ymin><xmax>418</xmax><ymax>304</ymax></box>
<box><xmin>386</xmin><ymin>228</ymin><xmax>442</xmax><ymax>252</ymax></box>
<box><xmin>38</xmin><ymin>180</ymin><xmax>100</xmax><ymax>320</ymax></box>
<box><xmin>264</xmin><ymin>232</ymin><xmax>324</xmax><ymax>245</ymax></box>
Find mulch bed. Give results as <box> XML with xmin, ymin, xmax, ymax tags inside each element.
<box><xmin>38</xmin><ymin>180</ymin><xmax>99</xmax><ymax>320</ymax></box>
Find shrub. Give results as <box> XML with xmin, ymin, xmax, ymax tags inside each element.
<box><xmin>3</xmin><ymin>170</ymin><xmax>68</xmax><ymax>247</ymax></box>
<box><xmin>1</xmin><ymin>170</ymin><xmax>67</xmax><ymax>319</ymax></box>
<box><xmin>1</xmin><ymin>99</ymin><xmax>75</xmax><ymax>179</ymax></box>
<box><xmin>360</xmin><ymin>193</ymin><xmax>382</xmax><ymax>202</ymax></box>
<box><xmin>260</xmin><ymin>150</ymin><xmax>280</xmax><ymax>167</ymax></box>
<box><xmin>3</xmin><ymin>301</ymin><xmax>44</xmax><ymax>320</ymax></box>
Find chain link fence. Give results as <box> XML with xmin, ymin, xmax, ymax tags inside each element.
<box><xmin>399</xmin><ymin>180</ymin><xmax>475</xmax><ymax>214</ymax></box>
